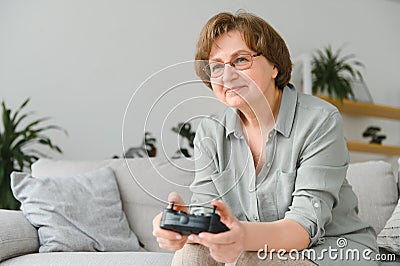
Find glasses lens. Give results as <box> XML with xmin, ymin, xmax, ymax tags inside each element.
<box><xmin>204</xmin><ymin>54</ymin><xmax>255</xmax><ymax>78</ymax></box>
<box><xmin>207</xmin><ymin>62</ymin><xmax>224</xmax><ymax>78</ymax></box>
<box><xmin>232</xmin><ymin>55</ymin><xmax>252</xmax><ymax>70</ymax></box>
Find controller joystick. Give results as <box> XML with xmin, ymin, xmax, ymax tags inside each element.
<box><xmin>160</xmin><ymin>202</ymin><xmax>229</xmax><ymax>235</ymax></box>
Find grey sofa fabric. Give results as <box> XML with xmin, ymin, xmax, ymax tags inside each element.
<box><xmin>346</xmin><ymin>160</ymin><xmax>398</xmax><ymax>234</ymax></box>
<box><xmin>31</xmin><ymin>157</ymin><xmax>195</xmax><ymax>252</ymax></box>
<box><xmin>1</xmin><ymin>158</ymin><xmax>399</xmax><ymax>265</ymax></box>
<box><xmin>346</xmin><ymin>160</ymin><xmax>400</xmax><ymax>265</ymax></box>
<box><xmin>11</xmin><ymin>168</ymin><xmax>140</xmax><ymax>253</ymax></box>
<box><xmin>0</xmin><ymin>210</ymin><xmax>39</xmax><ymax>262</ymax></box>
<box><xmin>1</xmin><ymin>252</ymin><xmax>173</xmax><ymax>266</ymax></box>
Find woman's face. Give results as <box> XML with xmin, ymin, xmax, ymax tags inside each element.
<box><xmin>208</xmin><ymin>30</ymin><xmax>278</xmax><ymax>109</ymax></box>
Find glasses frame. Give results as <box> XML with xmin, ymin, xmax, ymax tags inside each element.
<box><xmin>203</xmin><ymin>52</ymin><xmax>262</xmax><ymax>78</ymax></box>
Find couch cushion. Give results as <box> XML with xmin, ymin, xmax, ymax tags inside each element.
<box><xmin>11</xmin><ymin>167</ymin><xmax>140</xmax><ymax>252</ymax></box>
<box><xmin>0</xmin><ymin>210</ymin><xmax>39</xmax><ymax>262</ymax></box>
<box><xmin>0</xmin><ymin>252</ymin><xmax>173</xmax><ymax>266</ymax></box>
<box><xmin>31</xmin><ymin>157</ymin><xmax>195</xmax><ymax>252</ymax></box>
<box><xmin>346</xmin><ymin>160</ymin><xmax>398</xmax><ymax>234</ymax></box>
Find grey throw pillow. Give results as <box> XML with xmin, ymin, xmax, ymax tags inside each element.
<box><xmin>346</xmin><ymin>160</ymin><xmax>398</xmax><ymax>234</ymax></box>
<box><xmin>11</xmin><ymin>167</ymin><xmax>140</xmax><ymax>253</ymax></box>
<box><xmin>377</xmin><ymin>199</ymin><xmax>400</xmax><ymax>255</ymax></box>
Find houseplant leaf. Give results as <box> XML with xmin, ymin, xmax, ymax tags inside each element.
<box><xmin>0</xmin><ymin>98</ymin><xmax>66</xmax><ymax>210</ymax></box>
<box><xmin>311</xmin><ymin>46</ymin><xmax>365</xmax><ymax>102</ymax></box>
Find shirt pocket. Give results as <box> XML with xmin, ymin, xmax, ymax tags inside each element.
<box><xmin>210</xmin><ymin>168</ymin><xmax>247</xmax><ymax>220</ymax></box>
<box><xmin>210</xmin><ymin>167</ymin><xmax>236</xmax><ymax>199</ymax></box>
<box><xmin>276</xmin><ymin>170</ymin><xmax>296</xmax><ymax>219</ymax></box>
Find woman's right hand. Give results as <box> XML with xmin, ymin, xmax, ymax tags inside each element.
<box><xmin>152</xmin><ymin>192</ymin><xmax>189</xmax><ymax>251</ymax></box>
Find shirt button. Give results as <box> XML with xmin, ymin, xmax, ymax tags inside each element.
<box><xmin>254</xmin><ymin>215</ymin><xmax>259</xmax><ymax>221</ymax></box>
<box><xmin>266</xmin><ymin>163</ymin><xmax>271</xmax><ymax>168</ymax></box>
<box><xmin>313</xmin><ymin>202</ymin><xmax>319</xmax><ymax>208</ymax></box>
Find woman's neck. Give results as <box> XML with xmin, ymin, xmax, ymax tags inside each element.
<box><xmin>239</xmin><ymin>87</ymin><xmax>282</xmax><ymax>130</ymax></box>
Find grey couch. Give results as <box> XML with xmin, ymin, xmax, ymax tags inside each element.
<box><xmin>0</xmin><ymin>158</ymin><xmax>399</xmax><ymax>265</ymax></box>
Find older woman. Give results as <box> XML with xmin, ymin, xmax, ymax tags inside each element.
<box><xmin>153</xmin><ymin>11</ymin><xmax>379</xmax><ymax>266</ymax></box>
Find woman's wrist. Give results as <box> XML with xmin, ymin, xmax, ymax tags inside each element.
<box><xmin>240</xmin><ymin>221</ymin><xmax>262</xmax><ymax>251</ymax></box>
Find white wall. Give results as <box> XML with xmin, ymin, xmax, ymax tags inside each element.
<box><xmin>1</xmin><ymin>0</ymin><xmax>399</xmax><ymax>163</ymax></box>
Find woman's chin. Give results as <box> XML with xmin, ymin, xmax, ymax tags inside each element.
<box><xmin>224</xmin><ymin>93</ymin><xmax>246</xmax><ymax>108</ymax></box>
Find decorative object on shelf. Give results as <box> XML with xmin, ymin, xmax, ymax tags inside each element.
<box><xmin>347</xmin><ymin>79</ymin><xmax>374</xmax><ymax>103</ymax></box>
<box><xmin>290</xmin><ymin>54</ymin><xmax>313</xmax><ymax>94</ymax></box>
<box><xmin>362</xmin><ymin>126</ymin><xmax>386</xmax><ymax>144</ymax></box>
<box><xmin>171</xmin><ymin>122</ymin><xmax>195</xmax><ymax>158</ymax></box>
<box><xmin>317</xmin><ymin>95</ymin><xmax>400</xmax><ymax>156</ymax></box>
<box><xmin>0</xmin><ymin>98</ymin><xmax>66</xmax><ymax>210</ymax></box>
<box><xmin>122</xmin><ymin>132</ymin><xmax>157</xmax><ymax>158</ymax></box>
<box><xmin>311</xmin><ymin>45</ymin><xmax>365</xmax><ymax>102</ymax></box>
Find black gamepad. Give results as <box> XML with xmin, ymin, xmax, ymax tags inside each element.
<box><xmin>160</xmin><ymin>202</ymin><xmax>229</xmax><ymax>235</ymax></box>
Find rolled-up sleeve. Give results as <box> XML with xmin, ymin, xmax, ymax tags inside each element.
<box><xmin>284</xmin><ymin>111</ymin><xmax>348</xmax><ymax>247</ymax></box>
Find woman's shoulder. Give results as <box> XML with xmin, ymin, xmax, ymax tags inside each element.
<box><xmin>296</xmin><ymin>92</ymin><xmax>340</xmax><ymax>118</ymax></box>
<box><xmin>195</xmin><ymin>108</ymin><xmax>235</xmax><ymax>137</ymax></box>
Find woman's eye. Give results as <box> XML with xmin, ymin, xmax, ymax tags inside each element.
<box><xmin>212</xmin><ymin>63</ymin><xmax>224</xmax><ymax>72</ymax></box>
<box><xmin>233</xmin><ymin>56</ymin><xmax>250</xmax><ymax>65</ymax></box>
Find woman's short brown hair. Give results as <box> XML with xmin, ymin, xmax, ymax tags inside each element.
<box><xmin>195</xmin><ymin>11</ymin><xmax>292</xmax><ymax>90</ymax></box>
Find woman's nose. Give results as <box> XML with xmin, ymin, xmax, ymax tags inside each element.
<box><xmin>222</xmin><ymin>64</ymin><xmax>239</xmax><ymax>83</ymax></box>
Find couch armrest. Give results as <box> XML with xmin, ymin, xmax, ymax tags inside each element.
<box><xmin>0</xmin><ymin>210</ymin><xmax>39</xmax><ymax>262</ymax></box>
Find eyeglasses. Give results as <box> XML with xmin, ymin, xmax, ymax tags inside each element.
<box><xmin>203</xmin><ymin>52</ymin><xmax>262</xmax><ymax>78</ymax></box>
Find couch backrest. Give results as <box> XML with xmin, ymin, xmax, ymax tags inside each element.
<box><xmin>32</xmin><ymin>158</ymin><xmax>399</xmax><ymax>252</ymax></box>
<box><xmin>32</xmin><ymin>157</ymin><xmax>195</xmax><ymax>253</ymax></box>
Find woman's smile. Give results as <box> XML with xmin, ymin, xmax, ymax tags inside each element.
<box><xmin>225</xmin><ymin>85</ymin><xmax>246</xmax><ymax>95</ymax></box>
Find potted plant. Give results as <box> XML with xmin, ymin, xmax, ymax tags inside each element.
<box><xmin>311</xmin><ymin>45</ymin><xmax>365</xmax><ymax>102</ymax></box>
<box><xmin>0</xmin><ymin>98</ymin><xmax>66</xmax><ymax>210</ymax></box>
<box><xmin>171</xmin><ymin>122</ymin><xmax>195</xmax><ymax>158</ymax></box>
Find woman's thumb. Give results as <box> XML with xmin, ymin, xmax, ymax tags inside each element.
<box><xmin>168</xmin><ymin>192</ymin><xmax>188</xmax><ymax>213</ymax></box>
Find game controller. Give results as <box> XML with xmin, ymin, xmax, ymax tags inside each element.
<box><xmin>160</xmin><ymin>202</ymin><xmax>229</xmax><ymax>235</ymax></box>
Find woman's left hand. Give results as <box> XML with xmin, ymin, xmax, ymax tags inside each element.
<box><xmin>188</xmin><ymin>200</ymin><xmax>246</xmax><ymax>263</ymax></box>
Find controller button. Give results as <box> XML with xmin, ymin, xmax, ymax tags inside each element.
<box><xmin>179</xmin><ymin>215</ymin><xmax>189</xmax><ymax>224</ymax></box>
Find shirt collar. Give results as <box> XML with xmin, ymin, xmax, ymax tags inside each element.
<box><xmin>275</xmin><ymin>84</ymin><xmax>298</xmax><ymax>138</ymax></box>
<box><xmin>224</xmin><ymin>85</ymin><xmax>298</xmax><ymax>139</ymax></box>
<box><xmin>225</xmin><ymin>107</ymin><xmax>243</xmax><ymax>138</ymax></box>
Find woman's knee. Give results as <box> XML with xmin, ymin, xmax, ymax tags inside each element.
<box><xmin>171</xmin><ymin>243</ymin><xmax>223</xmax><ymax>266</ymax></box>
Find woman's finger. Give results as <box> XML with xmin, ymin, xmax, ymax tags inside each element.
<box><xmin>168</xmin><ymin>192</ymin><xmax>188</xmax><ymax>213</ymax></box>
<box><xmin>211</xmin><ymin>200</ymin><xmax>236</xmax><ymax>226</ymax></box>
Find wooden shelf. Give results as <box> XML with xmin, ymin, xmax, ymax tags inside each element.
<box><xmin>316</xmin><ymin>95</ymin><xmax>400</xmax><ymax>156</ymax></box>
<box><xmin>317</xmin><ymin>96</ymin><xmax>400</xmax><ymax>120</ymax></box>
<box><xmin>347</xmin><ymin>141</ymin><xmax>400</xmax><ymax>156</ymax></box>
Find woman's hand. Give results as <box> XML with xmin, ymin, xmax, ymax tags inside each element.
<box><xmin>152</xmin><ymin>192</ymin><xmax>188</xmax><ymax>251</ymax></box>
<box><xmin>188</xmin><ymin>200</ymin><xmax>246</xmax><ymax>263</ymax></box>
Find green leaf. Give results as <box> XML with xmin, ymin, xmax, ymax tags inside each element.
<box><xmin>11</xmin><ymin>98</ymin><xmax>30</xmax><ymax>124</ymax></box>
<box><xmin>311</xmin><ymin>45</ymin><xmax>365</xmax><ymax>101</ymax></box>
<box><xmin>0</xmin><ymin>97</ymin><xmax>67</xmax><ymax>210</ymax></box>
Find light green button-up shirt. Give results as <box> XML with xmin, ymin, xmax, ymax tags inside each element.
<box><xmin>190</xmin><ymin>86</ymin><xmax>379</xmax><ymax>265</ymax></box>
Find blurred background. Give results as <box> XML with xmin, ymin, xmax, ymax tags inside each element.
<box><xmin>0</xmin><ymin>0</ymin><xmax>399</xmax><ymax>165</ymax></box>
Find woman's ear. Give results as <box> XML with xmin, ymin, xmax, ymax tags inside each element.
<box><xmin>272</xmin><ymin>66</ymin><xmax>278</xmax><ymax>79</ymax></box>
